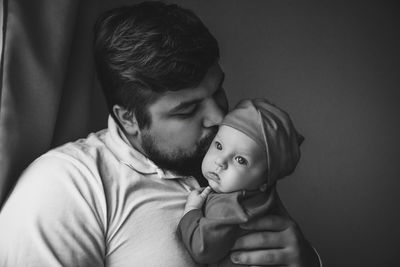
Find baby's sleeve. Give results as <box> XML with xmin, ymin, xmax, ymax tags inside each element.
<box><xmin>177</xmin><ymin>192</ymin><xmax>248</xmax><ymax>264</ymax></box>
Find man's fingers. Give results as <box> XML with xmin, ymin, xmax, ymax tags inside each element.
<box><xmin>230</xmin><ymin>249</ymin><xmax>288</xmax><ymax>266</ymax></box>
<box><xmin>240</xmin><ymin>214</ymin><xmax>292</xmax><ymax>231</ymax></box>
<box><xmin>232</xmin><ymin>231</ymin><xmax>285</xmax><ymax>250</ymax></box>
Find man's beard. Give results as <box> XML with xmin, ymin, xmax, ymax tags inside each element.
<box><xmin>141</xmin><ymin>127</ymin><xmax>217</xmax><ymax>178</ymax></box>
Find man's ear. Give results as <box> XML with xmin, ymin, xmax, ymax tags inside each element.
<box><xmin>112</xmin><ymin>105</ymin><xmax>140</xmax><ymax>137</ymax></box>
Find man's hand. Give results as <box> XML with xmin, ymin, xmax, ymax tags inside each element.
<box><xmin>230</xmin><ymin>214</ymin><xmax>320</xmax><ymax>267</ymax></box>
<box><xmin>229</xmin><ymin>191</ymin><xmax>320</xmax><ymax>267</ymax></box>
<box><xmin>183</xmin><ymin>186</ymin><xmax>212</xmax><ymax>215</ymax></box>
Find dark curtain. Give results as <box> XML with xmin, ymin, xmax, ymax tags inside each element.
<box><xmin>0</xmin><ymin>0</ymin><xmax>100</xmax><ymax>207</ymax></box>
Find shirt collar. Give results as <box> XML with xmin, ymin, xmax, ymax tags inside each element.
<box><xmin>107</xmin><ymin>116</ymin><xmax>191</xmax><ymax>180</ymax></box>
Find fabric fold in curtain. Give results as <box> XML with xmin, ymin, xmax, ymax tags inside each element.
<box><xmin>0</xmin><ymin>0</ymin><xmax>101</xmax><ymax>207</ymax></box>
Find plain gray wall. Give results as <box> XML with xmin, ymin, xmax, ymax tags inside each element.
<box><xmin>89</xmin><ymin>1</ymin><xmax>400</xmax><ymax>266</ymax></box>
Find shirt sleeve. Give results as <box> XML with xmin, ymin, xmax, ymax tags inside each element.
<box><xmin>0</xmin><ymin>152</ymin><xmax>107</xmax><ymax>267</ymax></box>
<box><xmin>177</xmin><ymin>192</ymin><xmax>247</xmax><ymax>264</ymax></box>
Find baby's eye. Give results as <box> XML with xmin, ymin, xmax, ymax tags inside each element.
<box><xmin>235</xmin><ymin>156</ymin><xmax>248</xmax><ymax>166</ymax></box>
<box><xmin>215</xmin><ymin>141</ymin><xmax>222</xmax><ymax>150</ymax></box>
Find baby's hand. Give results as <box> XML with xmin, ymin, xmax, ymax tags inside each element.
<box><xmin>183</xmin><ymin>186</ymin><xmax>212</xmax><ymax>215</ymax></box>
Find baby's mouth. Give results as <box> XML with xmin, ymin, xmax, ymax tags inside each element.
<box><xmin>206</xmin><ymin>172</ymin><xmax>220</xmax><ymax>183</ymax></box>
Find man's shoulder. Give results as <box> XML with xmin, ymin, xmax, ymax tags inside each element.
<box><xmin>53</xmin><ymin>128</ymin><xmax>108</xmax><ymax>156</ymax></box>
<box><xmin>37</xmin><ymin>129</ymin><xmax>110</xmax><ymax>168</ymax></box>
<box><xmin>19</xmin><ymin>129</ymin><xmax>111</xmax><ymax>185</ymax></box>
<box><xmin>0</xmin><ymin>134</ymin><xmax>109</xmax><ymax>262</ymax></box>
<box><xmin>10</xmin><ymin>130</ymin><xmax>111</xmax><ymax>212</ymax></box>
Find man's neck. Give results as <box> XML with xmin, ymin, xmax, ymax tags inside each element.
<box><xmin>118</xmin><ymin>123</ymin><xmax>148</xmax><ymax>157</ymax></box>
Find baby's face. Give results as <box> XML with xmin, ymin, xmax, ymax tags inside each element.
<box><xmin>201</xmin><ymin>125</ymin><xmax>267</xmax><ymax>193</ymax></box>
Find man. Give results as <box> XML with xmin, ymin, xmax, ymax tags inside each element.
<box><xmin>0</xmin><ymin>2</ymin><xmax>320</xmax><ymax>266</ymax></box>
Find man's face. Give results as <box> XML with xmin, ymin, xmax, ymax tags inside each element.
<box><xmin>201</xmin><ymin>125</ymin><xmax>267</xmax><ymax>193</ymax></box>
<box><xmin>139</xmin><ymin>64</ymin><xmax>228</xmax><ymax>177</ymax></box>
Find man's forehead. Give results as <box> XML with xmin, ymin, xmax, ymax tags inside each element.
<box><xmin>150</xmin><ymin>64</ymin><xmax>224</xmax><ymax>112</ymax></box>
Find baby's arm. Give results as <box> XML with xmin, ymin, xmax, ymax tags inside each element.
<box><xmin>183</xmin><ymin>186</ymin><xmax>212</xmax><ymax>215</ymax></box>
<box><xmin>178</xmin><ymin>191</ymin><xmax>246</xmax><ymax>264</ymax></box>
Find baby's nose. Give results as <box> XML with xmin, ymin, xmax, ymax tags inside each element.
<box><xmin>214</xmin><ymin>158</ymin><xmax>227</xmax><ymax>171</ymax></box>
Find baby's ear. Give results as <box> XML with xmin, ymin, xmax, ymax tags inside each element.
<box><xmin>259</xmin><ymin>183</ymin><xmax>268</xmax><ymax>192</ymax></box>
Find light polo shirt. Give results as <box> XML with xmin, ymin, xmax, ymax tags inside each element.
<box><xmin>0</xmin><ymin>116</ymin><xmax>201</xmax><ymax>267</ymax></box>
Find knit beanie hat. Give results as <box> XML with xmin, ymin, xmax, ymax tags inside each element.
<box><xmin>220</xmin><ymin>99</ymin><xmax>304</xmax><ymax>187</ymax></box>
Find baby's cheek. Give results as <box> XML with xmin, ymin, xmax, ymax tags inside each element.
<box><xmin>226</xmin><ymin>169</ymin><xmax>245</xmax><ymax>188</ymax></box>
<box><xmin>201</xmin><ymin>154</ymin><xmax>212</xmax><ymax>173</ymax></box>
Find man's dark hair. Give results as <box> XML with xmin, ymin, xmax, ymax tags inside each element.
<box><xmin>93</xmin><ymin>1</ymin><xmax>220</xmax><ymax>128</ymax></box>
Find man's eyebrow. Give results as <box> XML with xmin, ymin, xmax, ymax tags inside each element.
<box><xmin>168</xmin><ymin>99</ymin><xmax>202</xmax><ymax>113</ymax></box>
<box><xmin>169</xmin><ymin>71</ymin><xmax>225</xmax><ymax>114</ymax></box>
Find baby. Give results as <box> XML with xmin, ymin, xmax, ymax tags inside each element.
<box><xmin>178</xmin><ymin>98</ymin><xmax>304</xmax><ymax>266</ymax></box>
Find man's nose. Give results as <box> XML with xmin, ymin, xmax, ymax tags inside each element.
<box><xmin>202</xmin><ymin>98</ymin><xmax>224</xmax><ymax>128</ymax></box>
